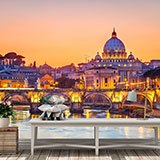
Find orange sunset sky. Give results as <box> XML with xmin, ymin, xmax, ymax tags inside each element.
<box><xmin>0</xmin><ymin>0</ymin><xmax>160</xmax><ymax>67</ymax></box>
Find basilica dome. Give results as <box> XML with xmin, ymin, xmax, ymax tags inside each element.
<box><xmin>102</xmin><ymin>29</ymin><xmax>127</xmax><ymax>59</ymax></box>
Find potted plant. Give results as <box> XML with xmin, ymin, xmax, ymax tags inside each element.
<box><xmin>0</xmin><ymin>101</ymin><xmax>15</xmax><ymax>127</ymax></box>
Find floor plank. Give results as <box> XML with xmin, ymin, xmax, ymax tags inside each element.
<box><xmin>125</xmin><ymin>150</ymin><xmax>141</xmax><ymax>160</ymax></box>
<box><xmin>58</xmin><ymin>150</ymin><xmax>69</xmax><ymax>160</ymax></box>
<box><xmin>48</xmin><ymin>150</ymin><xmax>60</xmax><ymax>160</ymax></box>
<box><xmin>26</xmin><ymin>150</ymin><xmax>41</xmax><ymax>160</ymax></box>
<box><xmin>108</xmin><ymin>150</ymin><xmax>120</xmax><ymax>160</ymax></box>
<box><xmin>38</xmin><ymin>150</ymin><xmax>50</xmax><ymax>160</ymax></box>
<box><xmin>153</xmin><ymin>150</ymin><xmax>160</xmax><ymax>157</ymax></box>
<box><xmin>0</xmin><ymin>149</ymin><xmax>159</xmax><ymax>159</ymax></box>
<box><xmin>117</xmin><ymin>150</ymin><xmax>130</xmax><ymax>160</ymax></box>
<box><xmin>16</xmin><ymin>150</ymin><xmax>31</xmax><ymax>160</ymax></box>
<box><xmin>144</xmin><ymin>150</ymin><xmax>160</xmax><ymax>160</ymax></box>
<box><xmin>7</xmin><ymin>150</ymin><xmax>23</xmax><ymax>160</ymax></box>
<box><xmin>0</xmin><ymin>154</ymin><xmax>11</xmax><ymax>160</ymax></box>
<box><xmin>88</xmin><ymin>149</ymin><xmax>99</xmax><ymax>160</ymax></box>
<box><xmin>100</xmin><ymin>150</ymin><xmax>112</xmax><ymax>160</ymax></box>
<box><xmin>79</xmin><ymin>150</ymin><xmax>89</xmax><ymax>160</ymax></box>
<box><xmin>134</xmin><ymin>150</ymin><xmax>152</xmax><ymax>160</ymax></box>
<box><xmin>69</xmin><ymin>150</ymin><xmax>79</xmax><ymax>160</ymax></box>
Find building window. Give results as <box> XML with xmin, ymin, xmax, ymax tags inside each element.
<box><xmin>105</xmin><ymin>78</ymin><xmax>108</xmax><ymax>83</ymax></box>
<box><xmin>124</xmin><ymin>64</ymin><xmax>127</xmax><ymax>67</ymax></box>
<box><xmin>97</xmin><ymin>79</ymin><xmax>99</xmax><ymax>83</ymax></box>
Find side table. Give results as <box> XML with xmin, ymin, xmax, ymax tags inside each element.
<box><xmin>0</xmin><ymin>127</ymin><xmax>18</xmax><ymax>154</ymax></box>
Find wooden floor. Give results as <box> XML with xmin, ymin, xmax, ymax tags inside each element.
<box><xmin>1</xmin><ymin>149</ymin><xmax>160</xmax><ymax>160</ymax></box>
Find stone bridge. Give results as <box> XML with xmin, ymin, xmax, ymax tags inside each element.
<box><xmin>0</xmin><ymin>88</ymin><xmax>158</xmax><ymax>110</ymax></box>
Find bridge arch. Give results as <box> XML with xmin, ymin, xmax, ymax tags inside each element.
<box><xmin>3</xmin><ymin>93</ymin><xmax>31</xmax><ymax>105</ymax></box>
<box><xmin>122</xmin><ymin>92</ymin><xmax>153</xmax><ymax>111</ymax></box>
<box><xmin>82</xmin><ymin>93</ymin><xmax>112</xmax><ymax>109</ymax></box>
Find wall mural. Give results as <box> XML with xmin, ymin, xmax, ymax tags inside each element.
<box><xmin>0</xmin><ymin>29</ymin><xmax>160</xmax><ymax>139</ymax></box>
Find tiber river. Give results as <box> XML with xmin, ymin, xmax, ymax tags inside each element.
<box><xmin>11</xmin><ymin>107</ymin><xmax>155</xmax><ymax>139</ymax></box>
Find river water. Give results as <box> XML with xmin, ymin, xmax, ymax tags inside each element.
<box><xmin>11</xmin><ymin>110</ymin><xmax>155</xmax><ymax>139</ymax></box>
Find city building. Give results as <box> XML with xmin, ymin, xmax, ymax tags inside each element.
<box><xmin>0</xmin><ymin>29</ymin><xmax>160</xmax><ymax>90</ymax></box>
<box><xmin>39</xmin><ymin>74</ymin><xmax>55</xmax><ymax>89</ymax></box>
<box><xmin>0</xmin><ymin>71</ymin><xmax>25</xmax><ymax>88</ymax></box>
<box><xmin>0</xmin><ymin>52</ymin><xmax>39</xmax><ymax>88</ymax></box>
<box><xmin>39</xmin><ymin>63</ymin><xmax>55</xmax><ymax>75</ymax></box>
<box><xmin>149</xmin><ymin>60</ymin><xmax>160</xmax><ymax>69</ymax></box>
<box><xmin>55</xmin><ymin>63</ymin><xmax>76</xmax><ymax>79</ymax></box>
<box><xmin>77</xmin><ymin>29</ymin><xmax>149</xmax><ymax>89</ymax></box>
<box><xmin>84</xmin><ymin>66</ymin><xmax>119</xmax><ymax>89</ymax></box>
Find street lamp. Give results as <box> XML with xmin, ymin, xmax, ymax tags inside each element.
<box><xmin>144</xmin><ymin>77</ymin><xmax>150</xmax><ymax>119</ymax></box>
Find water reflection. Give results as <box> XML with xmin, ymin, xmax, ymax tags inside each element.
<box><xmin>11</xmin><ymin>119</ymin><xmax>154</xmax><ymax>139</ymax></box>
<box><xmin>67</xmin><ymin>108</ymin><xmax>130</xmax><ymax>119</ymax></box>
<box><xmin>10</xmin><ymin>106</ymin><xmax>156</xmax><ymax>140</ymax></box>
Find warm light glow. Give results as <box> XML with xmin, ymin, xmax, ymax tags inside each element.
<box><xmin>71</xmin><ymin>92</ymin><xmax>82</xmax><ymax>102</ymax></box>
<box><xmin>0</xmin><ymin>92</ymin><xmax>5</xmax><ymax>101</ymax></box>
<box><xmin>130</xmin><ymin>82</ymin><xmax>145</xmax><ymax>85</ymax></box>
<box><xmin>86</xmin><ymin>109</ymin><xmax>90</xmax><ymax>119</ymax></box>
<box><xmin>64</xmin><ymin>110</ymin><xmax>70</xmax><ymax>119</ymax></box>
<box><xmin>106</xmin><ymin>110</ymin><xmax>110</xmax><ymax>118</ymax></box>
<box><xmin>30</xmin><ymin>92</ymin><xmax>42</xmax><ymax>103</ymax></box>
<box><xmin>111</xmin><ymin>92</ymin><xmax>124</xmax><ymax>102</ymax></box>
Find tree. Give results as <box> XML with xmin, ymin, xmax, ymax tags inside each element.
<box><xmin>143</xmin><ymin>67</ymin><xmax>160</xmax><ymax>79</ymax></box>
